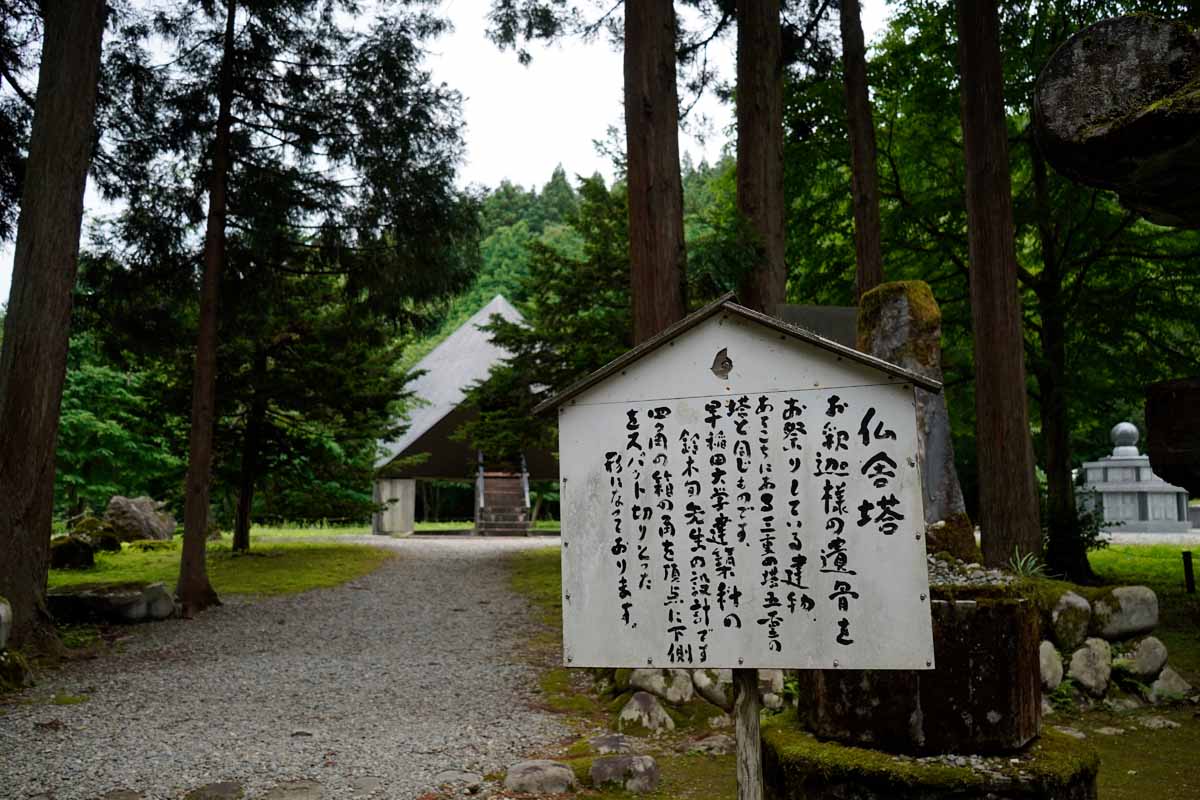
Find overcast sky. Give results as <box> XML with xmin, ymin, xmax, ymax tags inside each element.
<box><xmin>0</xmin><ymin>1</ymin><xmax>890</xmax><ymax>305</ymax></box>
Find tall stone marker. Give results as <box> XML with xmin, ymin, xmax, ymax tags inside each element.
<box><xmin>536</xmin><ymin>294</ymin><xmax>940</xmax><ymax>671</ymax></box>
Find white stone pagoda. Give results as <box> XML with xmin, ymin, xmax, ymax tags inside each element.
<box><xmin>1080</xmin><ymin>422</ymin><xmax>1191</xmax><ymax>533</ymax></box>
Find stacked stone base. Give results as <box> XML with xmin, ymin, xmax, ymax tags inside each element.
<box><xmin>762</xmin><ymin>720</ymin><xmax>1098</xmax><ymax>800</ymax></box>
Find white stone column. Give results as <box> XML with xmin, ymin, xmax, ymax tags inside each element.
<box><xmin>373</xmin><ymin>478</ymin><xmax>416</xmax><ymax>536</ymax></box>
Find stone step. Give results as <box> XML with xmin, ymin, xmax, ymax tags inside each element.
<box><xmin>480</xmin><ymin>511</ymin><xmax>528</xmax><ymax>523</ymax></box>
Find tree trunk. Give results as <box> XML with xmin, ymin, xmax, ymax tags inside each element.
<box><xmin>232</xmin><ymin>350</ymin><xmax>267</xmax><ymax>553</ymax></box>
<box><xmin>0</xmin><ymin>0</ymin><xmax>105</xmax><ymax>650</ymax></box>
<box><xmin>840</xmin><ymin>0</ymin><xmax>884</xmax><ymax>303</ymax></box>
<box><xmin>1029</xmin><ymin>142</ymin><xmax>1093</xmax><ymax>582</ymax></box>
<box><xmin>177</xmin><ymin>0</ymin><xmax>237</xmax><ymax>614</ymax></box>
<box><xmin>625</xmin><ymin>0</ymin><xmax>688</xmax><ymax>343</ymax></box>
<box><xmin>954</xmin><ymin>0</ymin><xmax>1041</xmax><ymax>567</ymax></box>
<box><xmin>735</xmin><ymin>0</ymin><xmax>786</xmax><ymax>316</ymax></box>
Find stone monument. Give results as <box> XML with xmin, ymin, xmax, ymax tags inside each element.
<box><xmin>1080</xmin><ymin>422</ymin><xmax>1190</xmax><ymax>533</ymax></box>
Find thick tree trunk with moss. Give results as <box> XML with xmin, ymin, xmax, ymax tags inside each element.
<box><xmin>625</xmin><ymin>0</ymin><xmax>688</xmax><ymax>344</ymax></box>
<box><xmin>840</xmin><ymin>0</ymin><xmax>884</xmax><ymax>302</ymax></box>
<box><xmin>178</xmin><ymin>0</ymin><xmax>237</xmax><ymax>614</ymax></box>
<box><xmin>1034</xmin><ymin>15</ymin><xmax>1200</xmax><ymax>228</ymax></box>
<box><xmin>0</xmin><ymin>0</ymin><xmax>105</xmax><ymax>650</ymax></box>
<box><xmin>736</xmin><ymin>0</ymin><xmax>786</xmax><ymax>316</ymax></box>
<box><xmin>955</xmin><ymin>0</ymin><xmax>1042</xmax><ymax>567</ymax></box>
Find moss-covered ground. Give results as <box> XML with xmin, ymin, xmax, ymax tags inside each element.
<box><xmin>498</xmin><ymin>545</ymin><xmax>1200</xmax><ymax>800</ymax></box>
<box><xmin>48</xmin><ymin>538</ymin><xmax>393</xmax><ymax>597</ymax></box>
<box><xmin>502</xmin><ymin>546</ymin><xmax>738</xmax><ymax>799</ymax></box>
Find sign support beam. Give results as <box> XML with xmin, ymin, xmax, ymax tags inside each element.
<box><xmin>733</xmin><ymin>667</ymin><xmax>764</xmax><ymax>800</ymax></box>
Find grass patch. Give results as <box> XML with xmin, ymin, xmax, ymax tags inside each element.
<box><xmin>247</xmin><ymin>523</ymin><xmax>368</xmax><ymax>538</ymax></box>
<box><xmin>1089</xmin><ymin>544</ymin><xmax>1200</xmax><ymax>682</ymax></box>
<box><xmin>509</xmin><ymin>546</ymin><xmax>563</xmax><ymax>628</ymax></box>
<box><xmin>48</xmin><ymin>540</ymin><xmax>392</xmax><ymax>597</ymax></box>
<box><xmin>50</xmin><ymin>693</ymin><xmax>88</xmax><ymax>705</ymax></box>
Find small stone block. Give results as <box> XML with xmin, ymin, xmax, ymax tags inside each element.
<box><xmin>590</xmin><ymin>755</ymin><xmax>660</xmax><ymax>794</ymax></box>
<box><xmin>503</xmin><ymin>760</ymin><xmax>576</xmax><ymax>795</ymax></box>
<box><xmin>258</xmin><ymin>780</ymin><xmax>321</xmax><ymax>800</ymax></box>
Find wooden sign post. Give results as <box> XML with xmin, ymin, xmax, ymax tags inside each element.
<box><xmin>537</xmin><ymin>296</ymin><xmax>939</xmax><ymax>799</ymax></box>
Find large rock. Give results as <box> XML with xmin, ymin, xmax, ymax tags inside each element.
<box><xmin>143</xmin><ymin>583</ymin><xmax>175</xmax><ymax>620</ymax></box>
<box><xmin>618</xmin><ymin>691</ymin><xmax>675</xmax><ymax>734</ymax></box>
<box><xmin>0</xmin><ymin>595</ymin><xmax>11</xmax><ymax>651</ymax></box>
<box><xmin>1126</xmin><ymin>636</ymin><xmax>1168</xmax><ymax>680</ymax></box>
<box><xmin>797</xmin><ymin>599</ymin><xmax>1040</xmax><ymax>754</ymax></box>
<box><xmin>503</xmin><ymin>760</ymin><xmax>576</xmax><ymax>794</ymax></box>
<box><xmin>182</xmin><ymin>783</ymin><xmax>243</xmax><ymax>800</ymax></box>
<box><xmin>1068</xmin><ymin>638</ymin><xmax>1112</xmax><ymax>697</ymax></box>
<box><xmin>50</xmin><ymin>536</ymin><xmax>95</xmax><ymax>570</ymax></box>
<box><xmin>1033</xmin><ymin>15</ymin><xmax>1200</xmax><ymax>228</ymax></box>
<box><xmin>105</xmin><ymin>496</ymin><xmax>176</xmax><ymax>541</ymax></box>
<box><xmin>630</xmin><ymin>668</ymin><xmax>693</xmax><ymax>705</ymax></box>
<box><xmin>1051</xmin><ymin>591</ymin><xmax>1092</xmax><ymax>649</ymax></box>
<box><xmin>1091</xmin><ymin>586</ymin><xmax>1158</xmax><ymax>640</ymax></box>
<box><xmin>1040</xmin><ymin>641</ymin><xmax>1064</xmax><ymax>690</ymax></box>
<box><xmin>1147</xmin><ymin>666</ymin><xmax>1193</xmax><ymax>703</ymax></box>
<box><xmin>858</xmin><ymin>282</ymin><xmax>969</xmax><ymax>532</ymax></box>
<box><xmin>692</xmin><ymin>668</ymin><xmax>732</xmax><ymax>711</ymax></box>
<box><xmin>47</xmin><ymin>583</ymin><xmax>174</xmax><ymax>624</ymax></box>
<box><xmin>590</xmin><ymin>755</ymin><xmax>660</xmax><ymax>794</ymax></box>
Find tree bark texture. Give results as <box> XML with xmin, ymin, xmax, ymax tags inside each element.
<box><xmin>733</xmin><ymin>667</ymin><xmax>764</xmax><ymax>800</ymax></box>
<box><xmin>735</xmin><ymin>0</ymin><xmax>786</xmax><ymax>316</ymax></box>
<box><xmin>1030</xmin><ymin>144</ymin><xmax>1093</xmax><ymax>582</ymax></box>
<box><xmin>232</xmin><ymin>350</ymin><xmax>267</xmax><ymax>553</ymax></box>
<box><xmin>0</xmin><ymin>0</ymin><xmax>106</xmax><ymax>649</ymax></box>
<box><xmin>1033</xmin><ymin>15</ymin><xmax>1200</xmax><ymax>229</ymax></box>
<box><xmin>840</xmin><ymin>0</ymin><xmax>884</xmax><ymax>302</ymax></box>
<box><xmin>178</xmin><ymin>0</ymin><xmax>237</xmax><ymax>614</ymax></box>
<box><xmin>625</xmin><ymin>0</ymin><xmax>688</xmax><ymax>343</ymax></box>
<box><xmin>955</xmin><ymin>0</ymin><xmax>1041</xmax><ymax>567</ymax></box>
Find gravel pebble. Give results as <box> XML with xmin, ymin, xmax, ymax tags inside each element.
<box><xmin>0</xmin><ymin>536</ymin><xmax>567</xmax><ymax>800</ymax></box>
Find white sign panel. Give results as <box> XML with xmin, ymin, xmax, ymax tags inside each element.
<box><xmin>557</xmin><ymin>319</ymin><xmax>934</xmax><ymax>670</ymax></box>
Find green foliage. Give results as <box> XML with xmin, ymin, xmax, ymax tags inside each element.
<box><xmin>54</xmin><ymin>333</ymin><xmax>184</xmax><ymax>516</ymax></box>
<box><xmin>458</xmin><ymin>174</ymin><xmax>632</xmax><ymax>463</ymax></box>
<box><xmin>1009</xmin><ymin>548</ymin><xmax>1048</xmax><ymax>578</ymax></box>
<box><xmin>782</xmin><ymin>0</ymin><xmax>1200</xmax><ymax>536</ymax></box>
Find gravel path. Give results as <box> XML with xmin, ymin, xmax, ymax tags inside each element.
<box><xmin>0</xmin><ymin>536</ymin><xmax>568</xmax><ymax>800</ymax></box>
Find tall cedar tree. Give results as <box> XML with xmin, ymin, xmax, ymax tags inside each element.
<box><xmin>0</xmin><ymin>0</ymin><xmax>39</xmax><ymax>240</ymax></box>
<box><xmin>625</xmin><ymin>1</ymin><xmax>688</xmax><ymax>342</ymax></box>
<box><xmin>735</xmin><ymin>0</ymin><xmax>786</xmax><ymax>315</ymax></box>
<box><xmin>954</xmin><ymin>0</ymin><xmax>1041</xmax><ymax>566</ymax></box>
<box><xmin>0</xmin><ymin>0</ymin><xmax>106</xmax><ymax>648</ymax></box>
<box><xmin>839</xmin><ymin>0</ymin><xmax>882</xmax><ymax>303</ymax></box>
<box><xmin>178</xmin><ymin>0</ymin><xmax>236</xmax><ymax>614</ymax></box>
<box><xmin>97</xmin><ymin>1</ymin><xmax>473</xmax><ymax>604</ymax></box>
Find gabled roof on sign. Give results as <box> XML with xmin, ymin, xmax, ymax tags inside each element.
<box><xmin>375</xmin><ymin>294</ymin><xmax>524</xmax><ymax>469</ymax></box>
<box><xmin>533</xmin><ymin>292</ymin><xmax>942</xmax><ymax>415</ymax></box>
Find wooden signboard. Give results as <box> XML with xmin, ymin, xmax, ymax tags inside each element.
<box><xmin>540</xmin><ymin>298</ymin><xmax>939</xmax><ymax>672</ymax></box>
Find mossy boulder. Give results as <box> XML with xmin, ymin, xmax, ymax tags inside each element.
<box><xmin>1090</xmin><ymin>586</ymin><xmax>1158</xmax><ymax>640</ymax></box>
<box><xmin>1051</xmin><ymin>591</ymin><xmax>1092</xmax><ymax>649</ymax></box>
<box><xmin>0</xmin><ymin>594</ymin><xmax>11</xmax><ymax>651</ymax></box>
<box><xmin>0</xmin><ymin>647</ymin><xmax>33</xmax><ymax>693</ymax></box>
<box><xmin>927</xmin><ymin>514</ymin><xmax>980</xmax><ymax>563</ymax></box>
<box><xmin>763</xmin><ymin>713</ymin><xmax>1100</xmax><ymax>800</ymax></box>
<box><xmin>50</xmin><ymin>535</ymin><xmax>95</xmax><ymax>569</ymax></box>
